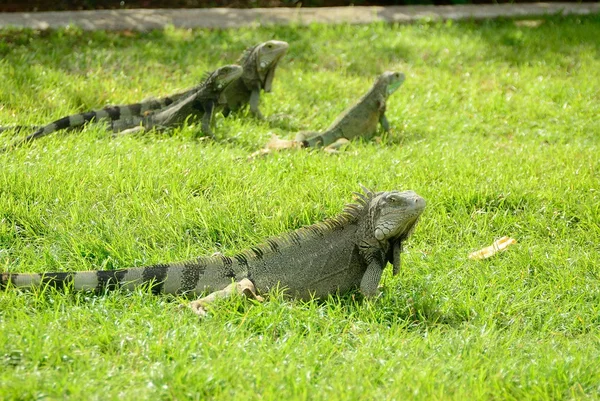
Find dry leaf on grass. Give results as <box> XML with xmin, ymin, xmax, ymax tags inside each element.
<box><xmin>266</xmin><ymin>134</ymin><xmax>300</xmax><ymax>150</ymax></box>
<box><xmin>248</xmin><ymin>134</ymin><xmax>300</xmax><ymax>159</ymax></box>
<box><xmin>468</xmin><ymin>236</ymin><xmax>517</xmax><ymax>260</ymax></box>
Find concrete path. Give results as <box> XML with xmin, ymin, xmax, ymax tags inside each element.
<box><xmin>0</xmin><ymin>3</ymin><xmax>598</xmax><ymax>31</ymax></box>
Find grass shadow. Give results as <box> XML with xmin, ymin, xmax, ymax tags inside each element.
<box><xmin>435</xmin><ymin>15</ymin><xmax>600</xmax><ymax>69</ymax></box>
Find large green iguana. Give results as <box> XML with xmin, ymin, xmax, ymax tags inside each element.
<box><xmin>0</xmin><ymin>65</ymin><xmax>243</xmax><ymax>152</ymax></box>
<box><xmin>295</xmin><ymin>71</ymin><xmax>405</xmax><ymax>150</ymax></box>
<box><xmin>1</xmin><ymin>188</ymin><xmax>426</xmax><ymax>317</ymax></box>
<box><xmin>220</xmin><ymin>40</ymin><xmax>289</xmax><ymax>120</ymax></box>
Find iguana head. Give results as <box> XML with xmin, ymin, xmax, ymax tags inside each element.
<box><xmin>208</xmin><ymin>64</ymin><xmax>244</xmax><ymax>92</ymax></box>
<box><xmin>377</xmin><ymin>71</ymin><xmax>406</xmax><ymax>97</ymax></box>
<box><xmin>369</xmin><ymin>190</ymin><xmax>425</xmax><ymax>243</ymax></box>
<box><xmin>243</xmin><ymin>40</ymin><xmax>289</xmax><ymax>92</ymax></box>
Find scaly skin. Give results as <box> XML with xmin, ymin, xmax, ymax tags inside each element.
<box><xmin>221</xmin><ymin>40</ymin><xmax>289</xmax><ymax>120</ymax></box>
<box><xmin>1</xmin><ymin>91</ymin><xmax>182</xmax><ymax>152</ymax></box>
<box><xmin>115</xmin><ymin>65</ymin><xmax>243</xmax><ymax>138</ymax></box>
<box><xmin>1</xmin><ymin>65</ymin><xmax>243</xmax><ymax>152</ymax></box>
<box><xmin>1</xmin><ymin>188</ymin><xmax>426</xmax><ymax>316</ymax></box>
<box><xmin>296</xmin><ymin>71</ymin><xmax>405</xmax><ymax>149</ymax></box>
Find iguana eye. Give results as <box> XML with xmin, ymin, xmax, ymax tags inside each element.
<box><xmin>388</xmin><ymin>194</ymin><xmax>406</xmax><ymax>205</ymax></box>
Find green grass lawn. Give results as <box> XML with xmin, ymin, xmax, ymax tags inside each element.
<box><xmin>1</xmin><ymin>15</ymin><xmax>599</xmax><ymax>400</ymax></box>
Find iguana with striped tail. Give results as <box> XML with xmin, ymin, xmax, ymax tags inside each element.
<box><xmin>220</xmin><ymin>40</ymin><xmax>289</xmax><ymax>120</ymax></box>
<box><xmin>1</xmin><ymin>65</ymin><xmax>243</xmax><ymax>152</ymax></box>
<box><xmin>0</xmin><ymin>41</ymin><xmax>287</xmax><ymax>140</ymax></box>
<box><xmin>1</xmin><ymin>188</ymin><xmax>426</xmax><ymax>317</ymax></box>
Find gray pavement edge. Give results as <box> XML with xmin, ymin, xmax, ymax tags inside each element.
<box><xmin>0</xmin><ymin>3</ymin><xmax>598</xmax><ymax>31</ymax></box>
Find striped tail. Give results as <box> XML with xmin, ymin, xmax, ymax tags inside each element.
<box><xmin>1</xmin><ymin>95</ymin><xmax>182</xmax><ymax>152</ymax></box>
<box><xmin>3</xmin><ymin>107</ymin><xmax>123</xmax><ymax>151</ymax></box>
<box><xmin>1</xmin><ymin>265</ymin><xmax>182</xmax><ymax>294</ymax></box>
<box><xmin>1</xmin><ymin>258</ymin><xmax>221</xmax><ymax>296</ymax></box>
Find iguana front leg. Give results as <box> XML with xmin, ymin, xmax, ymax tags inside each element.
<box><xmin>359</xmin><ymin>246</ymin><xmax>388</xmax><ymax>296</ymax></box>
<box><xmin>201</xmin><ymin>100</ymin><xmax>215</xmax><ymax>138</ymax></box>
<box><xmin>378</xmin><ymin>96</ymin><xmax>391</xmax><ymax>133</ymax></box>
<box><xmin>379</xmin><ymin>114</ymin><xmax>391</xmax><ymax>133</ymax></box>
<box><xmin>249</xmin><ymin>89</ymin><xmax>265</xmax><ymax>120</ymax></box>
<box><xmin>360</xmin><ymin>259</ymin><xmax>385</xmax><ymax>296</ymax></box>
<box><xmin>392</xmin><ymin>240</ymin><xmax>402</xmax><ymax>276</ymax></box>
<box><xmin>190</xmin><ymin>278</ymin><xmax>264</xmax><ymax>317</ymax></box>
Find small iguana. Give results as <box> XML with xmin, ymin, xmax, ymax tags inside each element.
<box><xmin>220</xmin><ymin>40</ymin><xmax>289</xmax><ymax>120</ymax></box>
<box><xmin>1</xmin><ymin>65</ymin><xmax>243</xmax><ymax>152</ymax></box>
<box><xmin>296</xmin><ymin>71</ymin><xmax>405</xmax><ymax>151</ymax></box>
<box><xmin>1</xmin><ymin>188</ymin><xmax>426</xmax><ymax>317</ymax></box>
